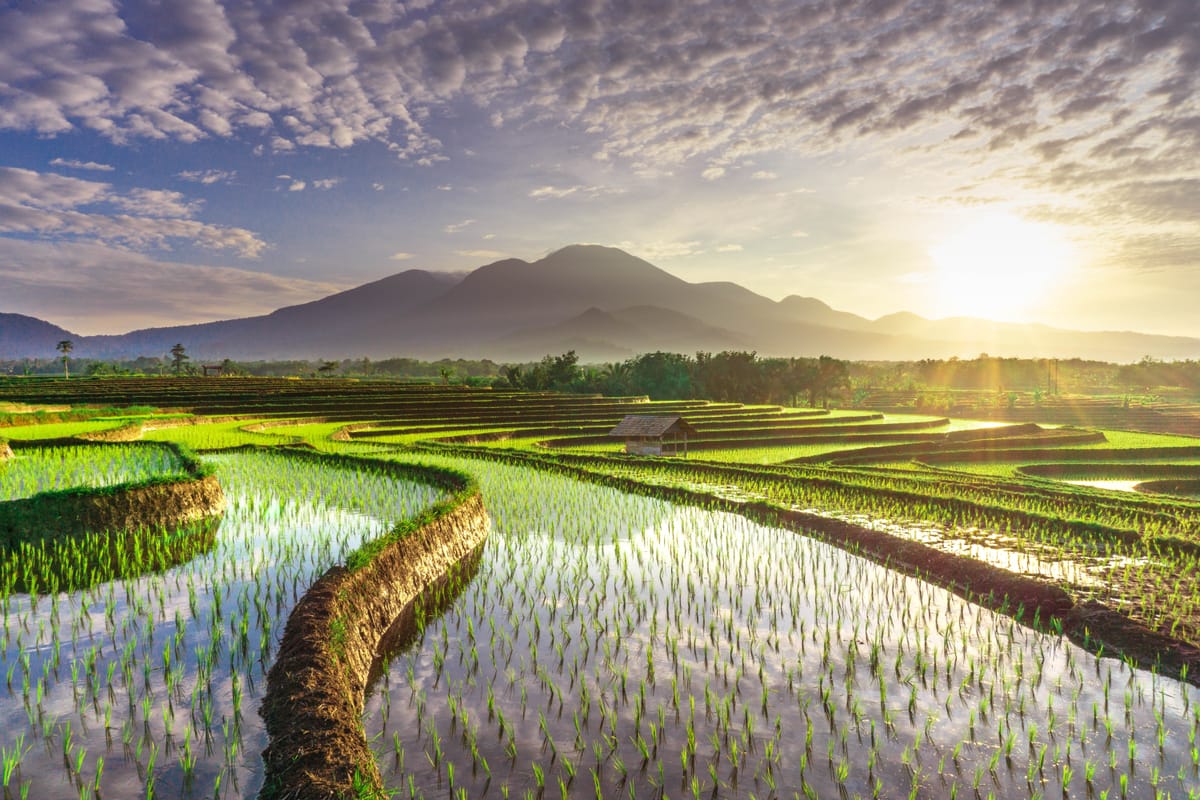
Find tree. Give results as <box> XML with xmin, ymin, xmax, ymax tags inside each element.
<box><xmin>544</xmin><ymin>351</ymin><xmax>580</xmax><ymax>390</ymax></box>
<box><xmin>808</xmin><ymin>355</ymin><xmax>850</xmax><ymax>408</ymax></box>
<box><xmin>438</xmin><ymin>366</ymin><xmax>454</xmax><ymax>385</ymax></box>
<box><xmin>56</xmin><ymin>339</ymin><xmax>73</xmax><ymax>379</ymax></box>
<box><xmin>692</xmin><ymin>351</ymin><xmax>762</xmax><ymax>402</ymax></box>
<box><xmin>169</xmin><ymin>343</ymin><xmax>189</xmax><ymax>375</ymax></box>
<box><xmin>318</xmin><ymin>360</ymin><xmax>339</xmax><ymax>377</ymax></box>
<box><xmin>500</xmin><ymin>365</ymin><xmax>524</xmax><ymax>389</ymax></box>
<box><xmin>626</xmin><ymin>352</ymin><xmax>693</xmax><ymax>399</ymax></box>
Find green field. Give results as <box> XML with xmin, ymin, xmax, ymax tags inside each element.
<box><xmin>1</xmin><ymin>376</ymin><xmax>1198</xmax><ymax>799</ymax></box>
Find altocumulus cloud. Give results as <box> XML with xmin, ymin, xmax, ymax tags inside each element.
<box><xmin>2</xmin><ymin>1</ymin><xmax>1195</xmax><ymax>183</ymax></box>
<box><xmin>0</xmin><ymin>167</ymin><xmax>265</xmax><ymax>256</ymax></box>
<box><xmin>0</xmin><ymin>0</ymin><xmax>1198</xmax><ymax>318</ymax></box>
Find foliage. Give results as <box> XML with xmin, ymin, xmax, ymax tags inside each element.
<box><xmin>502</xmin><ymin>349</ymin><xmax>852</xmax><ymax>405</ymax></box>
<box><xmin>169</xmin><ymin>343</ymin><xmax>190</xmax><ymax>375</ymax></box>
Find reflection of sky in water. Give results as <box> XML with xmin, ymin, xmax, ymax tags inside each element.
<box><xmin>1065</xmin><ymin>479</ymin><xmax>1143</xmax><ymax>493</ymax></box>
<box><xmin>364</xmin><ymin>459</ymin><xmax>1200</xmax><ymax>800</ymax></box>
<box><xmin>0</xmin><ymin>452</ymin><xmax>441</xmax><ymax>800</ymax></box>
<box><xmin>630</xmin><ymin>475</ymin><xmax>1128</xmax><ymax>589</ymax></box>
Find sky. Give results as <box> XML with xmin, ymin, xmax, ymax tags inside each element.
<box><xmin>0</xmin><ymin>0</ymin><xmax>1198</xmax><ymax>337</ymax></box>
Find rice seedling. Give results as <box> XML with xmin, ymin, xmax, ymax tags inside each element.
<box><xmin>0</xmin><ymin>444</ymin><xmax>187</xmax><ymax>502</ymax></box>
<box><xmin>361</xmin><ymin>453</ymin><xmax>1200</xmax><ymax>799</ymax></box>
<box><xmin>1</xmin><ymin>450</ymin><xmax>444</xmax><ymax>799</ymax></box>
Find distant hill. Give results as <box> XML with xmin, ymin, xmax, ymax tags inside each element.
<box><xmin>0</xmin><ymin>313</ymin><xmax>77</xmax><ymax>359</ymax></box>
<box><xmin>78</xmin><ymin>269</ymin><xmax>462</xmax><ymax>360</ymax></box>
<box><xmin>3</xmin><ymin>244</ymin><xmax>1199</xmax><ymax>362</ymax></box>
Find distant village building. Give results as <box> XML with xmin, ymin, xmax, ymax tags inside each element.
<box><xmin>201</xmin><ymin>364</ymin><xmax>224</xmax><ymax>377</ymax></box>
<box><xmin>608</xmin><ymin>415</ymin><xmax>697</xmax><ymax>457</ymax></box>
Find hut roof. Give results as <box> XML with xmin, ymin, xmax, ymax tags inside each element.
<box><xmin>608</xmin><ymin>415</ymin><xmax>697</xmax><ymax>438</ymax></box>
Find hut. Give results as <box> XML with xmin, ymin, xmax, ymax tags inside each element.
<box><xmin>608</xmin><ymin>415</ymin><xmax>697</xmax><ymax>457</ymax></box>
<box><xmin>201</xmin><ymin>364</ymin><xmax>224</xmax><ymax>377</ymax></box>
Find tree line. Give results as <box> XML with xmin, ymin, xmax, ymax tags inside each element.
<box><xmin>499</xmin><ymin>351</ymin><xmax>852</xmax><ymax>406</ymax></box>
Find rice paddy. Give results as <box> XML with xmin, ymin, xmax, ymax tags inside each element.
<box><xmin>2</xmin><ymin>377</ymin><xmax>1199</xmax><ymax>798</ymax></box>
<box><xmin>0</xmin><ymin>444</ymin><xmax>188</xmax><ymax>502</ymax></box>
<box><xmin>364</xmin><ymin>454</ymin><xmax>1200</xmax><ymax>800</ymax></box>
<box><xmin>0</xmin><ymin>450</ymin><xmax>442</xmax><ymax>799</ymax></box>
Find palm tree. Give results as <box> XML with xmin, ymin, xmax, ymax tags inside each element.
<box><xmin>56</xmin><ymin>339</ymin><xmax>73</xmax><ymax>379</ymax></box>
<box><xmin>170</xmin><ymin>343</ymin><xmax>189</xmax><ymax>374</ymax></box>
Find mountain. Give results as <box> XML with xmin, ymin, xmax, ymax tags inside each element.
<box><xmin>777</xmin><ymin>296</ymin><xmax>874</xmax><ymax>332</ymax></box>
<box><xmin>0</xmin><ymin>313</ymin><xmax>77</xmax><ymax>359</ymax></box>
<box><xmin>79</xmin><ymin>269</ymin><xmax>462</xmax><ymax>360</ymax></box>
<box><xmin>2</xmin><ymin>244</ymin><xmax>1199</xmax><ymax>362</ymax></box>
<box><xmin>493</xmin><ymin>305</ymin><xmax>750</xmax><ymax>360</ymax></box>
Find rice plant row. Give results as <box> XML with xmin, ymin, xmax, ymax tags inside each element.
<box><xmin>0</xmin><ymin>450</ymin><xmax>443</xmax><ymax>799</ymax></box>
<box><xmin>364</xmin><ymin>452</ymin><xmax>1200</xmax><ymax>800</ymax></box>
<box><xmin>0</xmin><ymin>444</ymin><xmax>188</xmax><ymax>502</ymax></box>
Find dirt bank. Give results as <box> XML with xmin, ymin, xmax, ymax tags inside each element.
<box><xmin>423</xmin><ymin>445</ymin><xmax>1200</xmax><ymax>687</ymax></box>
<box><xmin>0</xmin><ymin>474</ymin><xmax>225</xmax><ymax>545</ymax></box>
<box><xmin>259</xmin><ymin>491</ymin><xmax>490</xmax><ymax>800</ymax></box>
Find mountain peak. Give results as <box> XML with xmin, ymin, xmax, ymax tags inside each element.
<box><xmin>779</xmin><ymin>295</ymin><xmax>834</xmax><ymax>312</ymax></box>
<box><xmin>4</xmin><ymin>246</ymin><xmax>1199</xmax><ymax>362</ymax></box>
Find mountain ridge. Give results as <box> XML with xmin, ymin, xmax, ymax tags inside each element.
<box><xmin>2</xmin><ymin>245</ymin><xmax>1198</xmax><ymax>363</ymax></box>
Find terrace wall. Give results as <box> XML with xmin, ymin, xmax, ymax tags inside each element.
<box><xmin>0</xmin><ymin>443</ymin><xmax>224</xmax><ymax>545</ymax></box>
<box><xmin>260</xmin><ymin>483</ymin><xmax>489</xmax><ymax>800</ymax></box>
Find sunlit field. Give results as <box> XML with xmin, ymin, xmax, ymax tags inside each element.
<box><xmin>2</xmin><ymin>378</ymin><xmax>1199</xmax><ymax>799</ymax></box>
<box><xmin>0</xmin><ymin>450</ymin><xmax>441</xmax><ymax>799</ymax></box>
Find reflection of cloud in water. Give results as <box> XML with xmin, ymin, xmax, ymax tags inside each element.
<box><xmin>1065</xmin><ymin>479</ymin><xmax>1142</xmax><ymax>493</ymax></box>
<box><xmin>365</xmin><ymin>464</ymin><xmax>1200</xmax><ymax>800</ymax></box>
<box><xmin>0</xmin><ymin>451</ymin><xmax>442</xmax><ymax>800</ymax></box>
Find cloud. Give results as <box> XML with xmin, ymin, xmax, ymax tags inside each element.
<box><xmin>0</xmin><ymin>0</ymin><xmax>1196</xmax><ymax>281</ymax></box>
<box><xmin>616</xmin><ymin>239</ymin><xmax>704</xmax><ymax>260</ymax></box>
<box><xmin>110</xmin><ymin>188</ymin><xmax>201</xmax><ymax>218</ymax></box>
<box><xmin>310</xmin><ymin>178</ymin><xmax>341</xmax><ymax>190</ymax></box>
<box><xmin>529</xmin><ymin>185</ymin><xmax>583</xmax><ymax>199</ymax></box>
<box><xmin>528</xmin><ymin>184</ymin><xmax>621</xmax><ymax>200</ymax></box>
<box><xmin>1</xmin><ymin>2</ymin><xmax>1193</xmax><ymax>185</ymax></box>
<box><xmin>454</xmin><ymin>249</ymin><xmax>506</xmax><ymax>260</ymax></box>
<box><xmin>443</xmin><ymin>218</ymin><xmax>475</xmax><ymax>233</ymax></box>
<box><xmin>716</xmin><ymin>243</ymin><xmax>743</xmax><ymax>252</ymax></box>
<box><xmin>751</xmin><ymin>171</ymin><xmax>778</xmax><ymax>180</ymax></box>
<box><xmin>0</xmin><ymin>166</ymin><xmax>264</xmax><ymax>256</ymax></box>
<box><xmin>287</xmin><ymin>180</ymin><xmax>306</xmax><ymax>192</ymax></box>
<box><xmin>0</xmin><ymin>239</ymin><xmax>339</xmax><ymax>334</ymax></box>
<box><xmin>177</xmin><ymin>169</ymin><xmax>236</xmax><ymax>185</ymax></box>
<box><xmin>389</xmin><ymin>251</ymin><xmax>415</xmax><ymax>260</ymax></box>
<box><xmin>50</xmin><ymin>158</ymin><xmax>115</xmax><ymax>172</ymax></box>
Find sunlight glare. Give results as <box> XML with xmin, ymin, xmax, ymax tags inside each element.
<box><xmin>928</xmin><ymin>212</ymin><xmax>1075</xmax><ymax>321</ymax></box>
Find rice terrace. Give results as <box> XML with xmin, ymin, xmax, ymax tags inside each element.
<box><xmin>0</xmin><ymin>374</ymin><xmax>1197</xmax><ymax>800</ymax></box>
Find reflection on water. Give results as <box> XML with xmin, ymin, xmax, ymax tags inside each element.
<box><xmin>0</xmin><ymin>515</ymin><xmax>222</xmax><ymax>594</ymax></box>
<box><xmin>364</xmin><ymin>457</ymin><xmax>1200</xmax><ymax>800</ymax></box>
<box><xmin>1065</xmin><ymin>479</ymin><xmax>1143</xmax><ymax>493</ymax></box>
<box><xmin>0</xmin><ymin>451</ymin><xmax>442</xmax><ymax>800</ymax></box>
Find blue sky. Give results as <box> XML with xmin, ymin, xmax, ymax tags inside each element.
<box><xmin>1</xmin><ymin>0</ymin><xmax>1198</xmax><ymax>337</ymax></box>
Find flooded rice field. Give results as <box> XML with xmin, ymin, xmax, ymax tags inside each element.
<box><xmin>365</xmin><ymin>456</ymin><xmax>1200</xmax><ymax>799</ymax></box>
<box><xmin>0</xmin><ymin>451</ymin><xmax>442</xmax><ymax>799</ymax></box>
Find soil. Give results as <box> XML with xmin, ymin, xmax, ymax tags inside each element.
<box><xmin>259</xmin><ymin>492</ymin><xmax>490</xmax><ymax>800</ymax></box>
<box><xmin>0</xmin><ymin>474</ymin><xmax>225</xmax><ymax>545</ymax></box>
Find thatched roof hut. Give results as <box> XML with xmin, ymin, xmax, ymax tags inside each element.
<box><xmin>608</xmin><ymin>415</ymin><xmax>696</xmax><ymax>456</ymax></box>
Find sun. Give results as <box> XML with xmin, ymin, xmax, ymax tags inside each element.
<box><xmin>928</xmin><ymin>212</ymin><xmax>1076</xmax><ymax>321</ymax></box>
